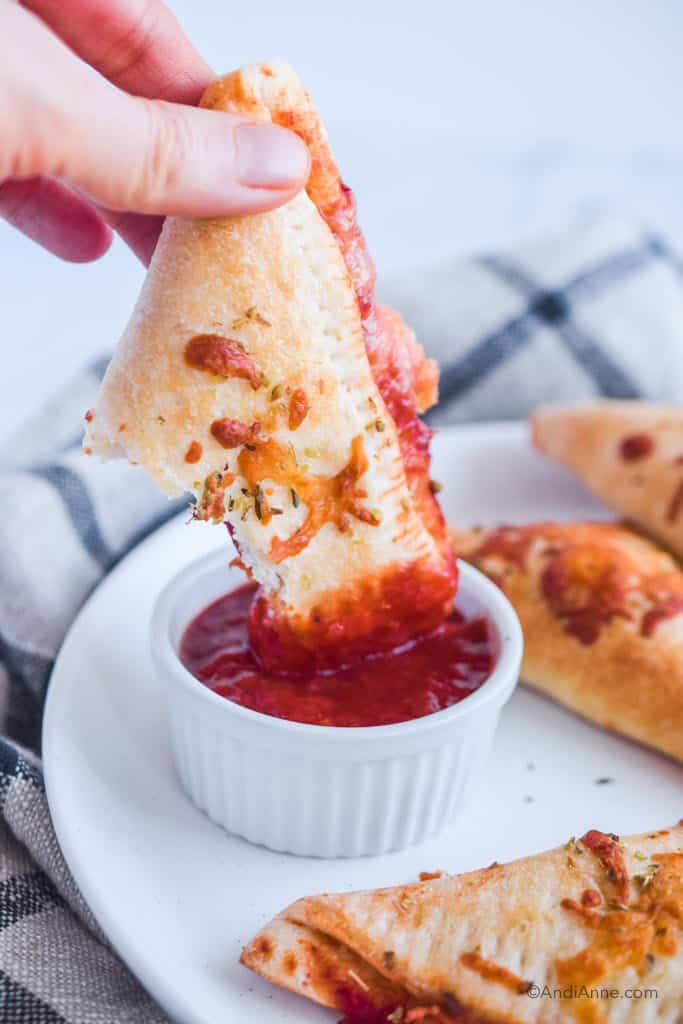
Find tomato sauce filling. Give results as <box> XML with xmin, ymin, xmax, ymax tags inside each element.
<box><xmin>467</xmin><ymin>523</ymin><xmax>683</xmax><ymax>646</ymax></box>
<box><xmin>336</xmin><ymin>988</ymin><xmax>403</xmax><ymax>1024</ymax></box>
<box><xmin>180</xmin><ymin>583</ymin><xmax>494</xmax><ymax>727</ymax></box>
<box><xmin>336</xmin><ymin>988</ymin><xmax>456</xmax><ymax>1024</ymax></box>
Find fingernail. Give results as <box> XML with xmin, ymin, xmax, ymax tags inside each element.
<box><xmin>235</xmin><ymin>123</ymin><xmax>310</xmax><ymax>189</ymax></box>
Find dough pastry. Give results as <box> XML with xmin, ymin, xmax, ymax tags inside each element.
<box><xmin>85</xmin><ymin>63</ymin><xmax>455</xmax><ymax>669</ymax></box>
<box><xmin>452</xmin><ymin>521</ymin><xmax>683</xmax><ymax>761</ymax></box>
<box><xmin>243</xmin><ymin>822</ymin><xmax>683</xmax><ymax>1022</ymax></box>
<box><xmin>532</xmin><ymin>402</ymin><xmax>683</xmax><ymax>561</ymax></box>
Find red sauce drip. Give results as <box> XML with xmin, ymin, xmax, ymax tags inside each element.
<box><xmin>180</xmin><ymin>584</ymin><xmax>494</xmax><ymax>727</ymax></box>
<box><xmin>619</xmin><ymin>433</ymin><xmax>655</xmax><ymax>461</ymax></box>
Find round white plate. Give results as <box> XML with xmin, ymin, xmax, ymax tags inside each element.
<box><xmin>44</xmin><ymin>422</ymin><xmax>683</xmax><ymax>1024</ymax></box>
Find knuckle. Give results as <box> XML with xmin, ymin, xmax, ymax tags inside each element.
<box><xmin>0</xmin><ymin>8</ymin><xmax>73</xmax><ymax>183</ymax></box>
<box><xmin>97</xmin><ymin>0</ymin><xmax>161</xmax><ymax>83</ymax></box>
<box><xmin>128</xmin><ymin>101</ymin><xmax>193</xmax><ymax>209</ymax></box>
<box><xmin>0</xmin><ymin>99</ymin><xmax>67</xmax><ymax>182</ymax></box>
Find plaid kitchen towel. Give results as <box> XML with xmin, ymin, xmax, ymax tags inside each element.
<box><xmin>1</xmin><ymin>216</ymin><xmax>682</xmax><ymax>1023</ymax></box>
<box><xmin>382</xmin><ymin>217</ymin><xmax>683</xmax><ymax>423</ymax></box>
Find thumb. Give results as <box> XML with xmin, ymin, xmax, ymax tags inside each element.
<box><xmin>2</xmin><ymin>4</ymin><xmax>310</xmax><ymax>218</ymax></box>
<box><xmin>74</xmin><ymin>98</ymin><xmax>312</xmax><ymax>216</ymax></box>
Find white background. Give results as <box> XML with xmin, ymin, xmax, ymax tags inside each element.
<box><xmin>2</xmin><ymin>0</ymin><xmax>683</xmax><ymax>444</ymax></box>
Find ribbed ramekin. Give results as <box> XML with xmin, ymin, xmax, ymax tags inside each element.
<box><xmin>151</xmin><ymin>552</ymin><xmax>522</xmax><ymax>858</ymax></box>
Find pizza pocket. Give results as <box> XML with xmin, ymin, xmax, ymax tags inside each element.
<box><xmin>532</xmin><ymin>401</ymin><xmax>683</xmax><ymax>561</ymax></box>
<box><xmin>242</xmin><ymin>822</ymin><xmax>683</xmax><ymax>1022</ymax></box>
<box><xmin>451</xmin><ymin>521</ymin><xmax>683</xmax><ymax>761</ymax></box>
<box><xmin>85</xmin><ymin>63</ymin><xmax>456</xmax><ymax>669</ymax></box>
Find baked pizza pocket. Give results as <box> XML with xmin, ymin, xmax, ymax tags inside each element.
<box><xmin>243</xmin><ymin>822</ymin><xmax>683</xmax><ymax>1022</ymax></box>
<box><xmin>452</xmin><ymin>520</ymin><xmax>683</xmax><ymax>761</ymax></box>
<box><xmin>84</xmin><ymin>63</ymin><xmax>455</xmax><ymax>669</ymax></box>
<box><xmin>532</xmin><ymin>401</ymin><xmax>683</xmax><ymax>561</ymax></box>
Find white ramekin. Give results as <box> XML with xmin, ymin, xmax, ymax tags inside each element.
<box><xmin>151</xmin><ymin>552</ymin><xmax>522</xmax><ymax>858</ymax></box>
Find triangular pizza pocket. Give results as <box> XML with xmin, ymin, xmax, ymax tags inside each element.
<box><xmin>242</xmin><ymin>823</ymin><xmax>683</xmax><ymax>1022</ymax></box>
<box><xmin>452</xmin><ymin>521</ymin><xmax>683</xmax><ymax>760</ymax></box>
<box><xmin>84</xmin><ymin>63</ymin><xmax>455</xmax><ymax>669</ymax></box>
<box><xmin>532</xmin><ymin>402</ymin><xmax>683</xmax><ymax>561</ymax></box>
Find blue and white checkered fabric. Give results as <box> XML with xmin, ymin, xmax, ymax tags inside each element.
<box><xmin>1</xmin><ymin>216</ymin><xmax>682</xmax><ymax>1022</ymax></box>
<box><xmin>381</xmin><ymin>218</ymin><xmax>683</xmax><ymax>424</ymax></box>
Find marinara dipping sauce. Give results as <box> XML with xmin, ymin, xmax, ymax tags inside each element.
<box><xmin>179</xmin><ymin>584</ymin><xmax>495</xmax><ymax>728</ymax></box>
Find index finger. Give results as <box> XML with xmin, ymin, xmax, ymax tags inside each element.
<box><xmin>21</xmin><ymin>0</ymin><xmax>213</xmax><ymax>102</ymax></box>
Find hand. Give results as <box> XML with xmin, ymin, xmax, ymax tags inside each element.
<box><xmin>0</xmin><ymin>0</ymin><xmax>310</xmax><ymax>264</ymax></box>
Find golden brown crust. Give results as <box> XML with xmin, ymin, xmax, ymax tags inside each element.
<box><xmin>85</xmin><ymin>62</ymin><xmax>453</xmax><ymax>658</ymax></box>
<box><xmin>242</xmin><ymin>824</ymin><xmax>683</xmax><ymax>1022</ymax></box>
<box><xmin>532</xmin><ymin>401</ymin><xmax>683</xmax><ymax>561</ymax></box>
<box><xmin>240</xmin><ymin>916</ymin><xmax>408</xmax><ymax>1015</ymax></box>
<box><xmin>451</xmin><ymin>520</ymin><xmax>683</xmax><ymax>761</ymax></box>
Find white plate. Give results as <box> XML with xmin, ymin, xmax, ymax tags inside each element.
<box><xmin>43</xmin><ymin>422</ymin><xmax>683</xmax><ymax>1024</ymax></box>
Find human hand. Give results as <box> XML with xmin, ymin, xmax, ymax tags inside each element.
<box><xmin>0</xmin><ymin>0</ymin><xmax>310</xmax><ymax>264</ymax></box>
